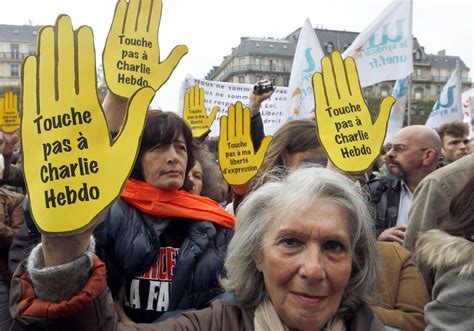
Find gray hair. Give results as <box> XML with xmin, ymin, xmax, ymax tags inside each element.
<box><xmin>221</xmin><ymin>166</ymin><xmax>379</xmax><ymax>317</ymax></box>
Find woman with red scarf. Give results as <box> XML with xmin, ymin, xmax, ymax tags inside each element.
<box><xmin>94</xmin><ymin>111</ymin><xmax>235</xmax><ymax>324</ymax></box>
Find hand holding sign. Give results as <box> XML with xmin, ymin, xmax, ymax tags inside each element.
<box><xmin>312</xmin><ymin>51</ymin><xmax>395</xmax><ymax>173</ymax></box>
<box><xmin>183</xmin><ymin>84</ymin><xmax>219</xmax><ymax>138</ymax></box>
<box><xmin>22</xmin><ymin>15</ymin><xmax>154</xmax><ymax>234</ymax></box>
<box><xmin>103</xmin><ymin>0</ymin><xmax>188</xmax><ymax>98</ymax></box>
<box><xmin>0</xmin><ymin>92</ymin><xmax>21</xmax><ymax>133</ymax></box>
<box><xmin>218</xmin><ymin>102</ymin><xmax>272</xmax><ymax>185</ymax></box>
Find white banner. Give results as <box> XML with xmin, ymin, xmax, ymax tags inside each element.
<box><xmin>342</xmin><ymin>0</ymin><xmax>413</xmax><ymax>87</ymax></box>
<box><xmin>426</xmin><ymin>65</ymin><xmax>463</xmax><ymax>130</ymax></box>
<box><xmin>384</xmin><ymin>76</ymin><xmax>408</xmax><ymax>143</ymax></box>
<box><xmin>178</xmin><ymin>75</ymin><xmax>289</xmax><ymax>137</ymax></box>
<box><xmin>462</xmin><ymin>88</ymin><xmax>474</xmax><ymax>138</ymax></box>
<box><xmin>287</xmin><ymin>18</ymin><xmax>324</xmax><ymax>120</ymax></box>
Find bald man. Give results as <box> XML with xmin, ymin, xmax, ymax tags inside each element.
<box><xmin>367</xmin><ymin>126</ymin><xmax>442</xmax><ymax>243</ymax></box>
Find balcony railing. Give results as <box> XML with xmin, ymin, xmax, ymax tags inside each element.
<box><xmin>0</xmin><ymin>52</ymin><xmax>34</xmax><ymax>61</ymax></box>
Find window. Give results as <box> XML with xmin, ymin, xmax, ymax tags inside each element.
<box><xmin>28</xmin><ymin>45</ymin><xmax>36</xmax><ymax>55</ymax></box>
<box><xmin>11</xmin><ymin>64</ymin><xmax>19</xmax><ymax>77</ymax></box>
<box><xmin>238</xmin><ymin>75</ymin><xmax>245</xmax><ymax>84</ymax></box>
<box><xmin>414</xmin><ymin>87</ymin><xmax>423</xmax><ymax>99</ymax></box>
<box><xmin>284</xmin><ymin>76</ymin><xmax>290</xmax><ymax>86</ymax></box>
<box><xmin>239</xmin><ymin>57</ymin><xmax>245</xmax><ymax>70</ymax></box>
<box><xmin>325</xmin><ymin>42</ymin><xmax>334</xmax><ymax>55</ymax></box>
<box><xmin>256</xmin><ymin>75</ymin><xmax>262</xmax><ymax>82</ymax></box>
<box><xmin>284</xmin><ymin>60</ymin><xmax>291</xmax><ymax>72</ymax></box>
<box><xmin>381</xmin><ymin>89</ymin><xmax>389</xmax><ymax>97</ymax></box>
<box><xmin>269</xmin><ymin>44</ymin><xmax>274</xmax><ymax>48</ymax></box>
<box><xmin>269</xmin><ymin>59</ymin><xmax>276</xmax><ymax>71</ymax></box>
<box><xmin>255</xmin><ymin>58</ymin><xmax>262</xmax><ymax>70</ymax></box>
<box><xmin>416</xmin><ymin>69</ymin><xmax>422</xmax><ymax>78</ymax></box>
<box><xmin>11</xmin><ymin>44</ymin><xmax>19</xmax><ymax>59</ymax></box>
<box><xmin>283</xmin><ymin>45</ymin><xmax>288</xmax><ymax>49</ymax></box>
<box><xmin>414</xmin><ymin>50</ymin><xmax>421</xmax><ymax>61</ymax></box>
<box><xmin>270</xmin><ymin>76</ymin><xmax>277</xmax><ymax>85</ymax></box>
<box><xmin>255</xmin><ymin>42</ymin><xmax>260</xmax><ymax>47</ymax></box>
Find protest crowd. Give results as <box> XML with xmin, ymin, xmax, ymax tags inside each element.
<box><xmin>0</xmin><ymin>0</ymin><xmax>473</xmax><ymax>330</ymax></box>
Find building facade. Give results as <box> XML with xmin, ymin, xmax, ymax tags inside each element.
<box><xmin>206</xmin><ymin>27</ymin><xmax>471</xmax><ymax>103</ymax></box>
<box><xmin>0</xmin><ymin>24</ymin><xmax>41</xmax><ymax>87</ymax></box>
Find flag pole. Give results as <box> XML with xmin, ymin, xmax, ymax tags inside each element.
<box><xmin>407</xmin><ymin>75</ymin><xmax>411</xmax><ymax>126</ymax></box>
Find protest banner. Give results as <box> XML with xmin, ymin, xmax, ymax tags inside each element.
<box><xmin>462</xmin><ymin>88</ymin><xmax>474</xmax><ymax>137</ymax></box>
<box><xmin>384</xmin><ymin>76</ymin><xmax>408</xmax><ymax>144</ymax></box>
<box><xmin>182</xmin><ymin>84</ymin><xmax>219</xmax><ymax>138</ymax></box>
<box><xmin>21</xmin><ymin>15</ymin><xmax>155</xmax><ymax>234</ymax></box>
<box><xmin>0</xmin><ymin>91</ymin><xmax>21</xmax><ymax>133</ymax></box>
<box><xmin>103</xmin><ymin>0</ymin><xmax>187</xmax><ymax>98</ymax></box>
<box><xmin>426</xmin><ymin>65</ymin><xmax>463</xmax><ymax>130</ymax></box>
<box><xmin>178</xmin><ymin>75</ymin><xmax>289</xmax><ymax>137</ymax></box>
<box><xmin>312</xmin><ymin>51</ymin><xmax>394</xmax><ymax>173</ymax></box>
<box><xmin>342</xmin><ymin>0</ymin><xmax>413</xmax><ymax>87</ymax></box>
<box><xmin>218</xmin><ymin>102</ymin><xmax>272</xmax><ymax>185</ymax></box>
<box><xmin>287</xmin><ymin>18</ymin><xmax>324</xmax><ymax>120</ymax></box>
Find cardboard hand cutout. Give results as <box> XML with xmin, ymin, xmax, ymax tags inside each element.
<box><xmin>21</xmin><ymin>15</ymin><xmax>155</xmax><ymax>234</ymax></box>
<box><xmin>183</xmin><ymin>84</ymin><xmax>219</xmax><ymax>138</ymax></box>
<box><xmin>218</xmin><ymin>101</ymin><xmax>272</xmax><ymax>185</ymax></box>
<box><xmin>312</xmin><ymin>51</ymin><xmax>394</xmax><ymax>173</ymax></box>
<box><xmin>103</xmin><ymin>0</ymin><xmax>188</xmax><ymax>98</ymax></box>
<box><xmin>0</xmin><ymin>92</ymin><xmax>21</xmax><ymax>133</ymax></box>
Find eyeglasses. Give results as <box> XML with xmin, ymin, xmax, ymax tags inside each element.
<box><xmin>386</xmin><ymin>144</ymin><xmax>428</xmax><ymax>154</ymax></box>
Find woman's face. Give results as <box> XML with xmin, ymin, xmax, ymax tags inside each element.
<box><xmin>188</xmin><ymin>161</ymin><xmax>203</xmax><ymax>195</ymax></box>
<box><xmin>256</xmin><ymin>200</ymin><xmax>352</xmax><ymax>331</ymax></box>
<box><xmin>141</xmin><ymin>134</ymin><xmax>188</xmax><ymax>190</ymax></box>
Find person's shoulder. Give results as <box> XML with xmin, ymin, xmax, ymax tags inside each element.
<box><xmin>351</xmin><ymin>302</ymin><xmax>386</xmax><ymax>330</ymax></box>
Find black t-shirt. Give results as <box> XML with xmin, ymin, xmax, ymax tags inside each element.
<box><xmin>123</xmin><ymin>221</ymin><xmax>187</xmax><ymax>323</ymax></box>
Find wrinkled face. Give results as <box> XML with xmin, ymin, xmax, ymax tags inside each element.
<box><xmin>283</xmin><ymin>147</ymin><xmax>326</xmax><ymax>168</ymax></box>
<box><xmin>385</xmin><ymin>131</ymin><xmax>427</xmax><ymax>178</ymax></box>
<box><xmin>442</xmin><ymin>134</ymin><xmax>468</xmax><ymax>163</ymax></box>
<box><xmin>141</xmin><ymin>134</ymin><xmax>188</xmax><ymax>190</ymax></box>
<box><xmin>188</xmin><ymin>161</ymin><xmax>203</xmax><ymax>195</ymax></box>
<box><xmin>256</xmin><ymin>200</ymin><xmax>352</xmax><ymax>331</ymax></box>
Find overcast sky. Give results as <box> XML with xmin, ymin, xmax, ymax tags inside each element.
<box><xmin>2</xmin><ymin>0</ymin><xmax>473</xmax><ymax>110</ymax></box>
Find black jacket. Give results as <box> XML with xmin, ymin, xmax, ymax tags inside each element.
<box><xmin>366</xmin><ymin>175</ymin><xmax>402</xmax><ymax>237</ymax></box>
<box><xmin>94</xmin><ymin>198</ymin><xmax>232</xmax><ymax>313</ymax></box>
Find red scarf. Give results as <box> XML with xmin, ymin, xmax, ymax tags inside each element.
<box><xmin>121</xmin><ymin>179</ymin><xmax>235</xmax><ymax>229</ymax></box>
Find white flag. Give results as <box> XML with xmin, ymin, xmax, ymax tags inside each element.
<box><xmin>426</xmin><ymin>65</ymin><xmax>463</xmax><ymax>130</ymax></box>
<box><xmin>286</xmin><ymin>18</ymin><xmax>324</xmax><ymax>121</ymax></box>
<box><xmin>461</xmin><ymin>88</ymin><xmax>474</xmax><ymax>138</ymax></box>
<box><xmin>384</xmin><ymin>76</ymin><xmax>408</xmax><ymax>143</ymax></box>
<box><xmin>342</xmin><ymin>0</ymin><xmax>413</xmax><ymax>87</ymax></box>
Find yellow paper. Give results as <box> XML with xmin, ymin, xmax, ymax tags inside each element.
<box><xmin>21</xmin><ymin>15</ymin><xmax>154</xmax><ymax>235</ymax></box>
<box><xmin>218</xmin><ymin>102</ymin><xmax>272</xmax><ymax>185</ymax></box>
<box><xmin>0</xmin><ymin>92</ymin><xmax>21</xmax><ymax>133</ymax></box>
<box><xmin>183</xmin><ymin>84</ymin><xmax>219</xmax><ymax>138</ymax></box>
<box><xmin>103</xmin><ymin>0</ymin><xmax>188</xmax><ymax>98</ymax></box>
<box><xmin>312</xmin><ymin>51</ymin><xmax>395</xmax><ymax>173</ymax></box>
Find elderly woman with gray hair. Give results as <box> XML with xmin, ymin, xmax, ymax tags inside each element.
<box><xmin>11</xmin><ymin>166</ymin><xmax>384</xmax><ymax>330</ymax></box>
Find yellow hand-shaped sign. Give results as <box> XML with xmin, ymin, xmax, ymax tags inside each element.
<box><xmin>21</xmin><ymin>15</ymin><xmax>154</xmax><ymax>234</ymax></box>
<box><xmin>183</xmin><ymin>84</ymin><xmax>219</xmax><ymax>138</ymax></box>
<box><xmin>0</xmin><ymin>92</ymin><xmax>21</xmax><ymax>133</ymax></box>
<box><xmin>218</xmin><ymin>102</ymin><xmax>272</xmax><ymax>185</ymax></box>
<box><xmin>312</xmin><ymin>51</ymin><xmax>395</xmax><ymax>173</ymax></box>
<box><xmin>103</xmin><ymin>0</ymin><xmax>188</xmax><ymax>98</ymax></box>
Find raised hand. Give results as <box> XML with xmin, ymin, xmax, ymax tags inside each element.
<box><xmin>312</xmin><ymin>51</ymin><xmax>395</xmax><ymax>173</ymax></box>
<box><xmin>182</xmin><ymin>84</ymin><xmax>219</xmax><ymax>138</ymax></box>
<box><xmin>218</xmin><ymin>102</ymin><xmax>272</xmax><ymax>186</ymax></box>
<box><xmin>21</xmin><ymin>15</ymin><xmax>154</xmax><ymax>234</ymax></box>
<box><xmin>0</xmin><ymin>91</ymin><xmax>21</xmax><ymax>133</ymax></box>
<box><xmin>103</xmin><ymin>0</ymin><xmax>188</xmax><ymax>98</ymax></box>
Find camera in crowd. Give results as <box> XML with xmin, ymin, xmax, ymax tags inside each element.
<box><xmin>253</xmin><ymin>81</ymin><xmax>274</xmax><ymax>95</ymax></box>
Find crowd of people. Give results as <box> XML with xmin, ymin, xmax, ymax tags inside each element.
<box><xmin>0</xmin><ymin>81</ymin><xmax>473</xmax><ymax>331</ymax></box>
